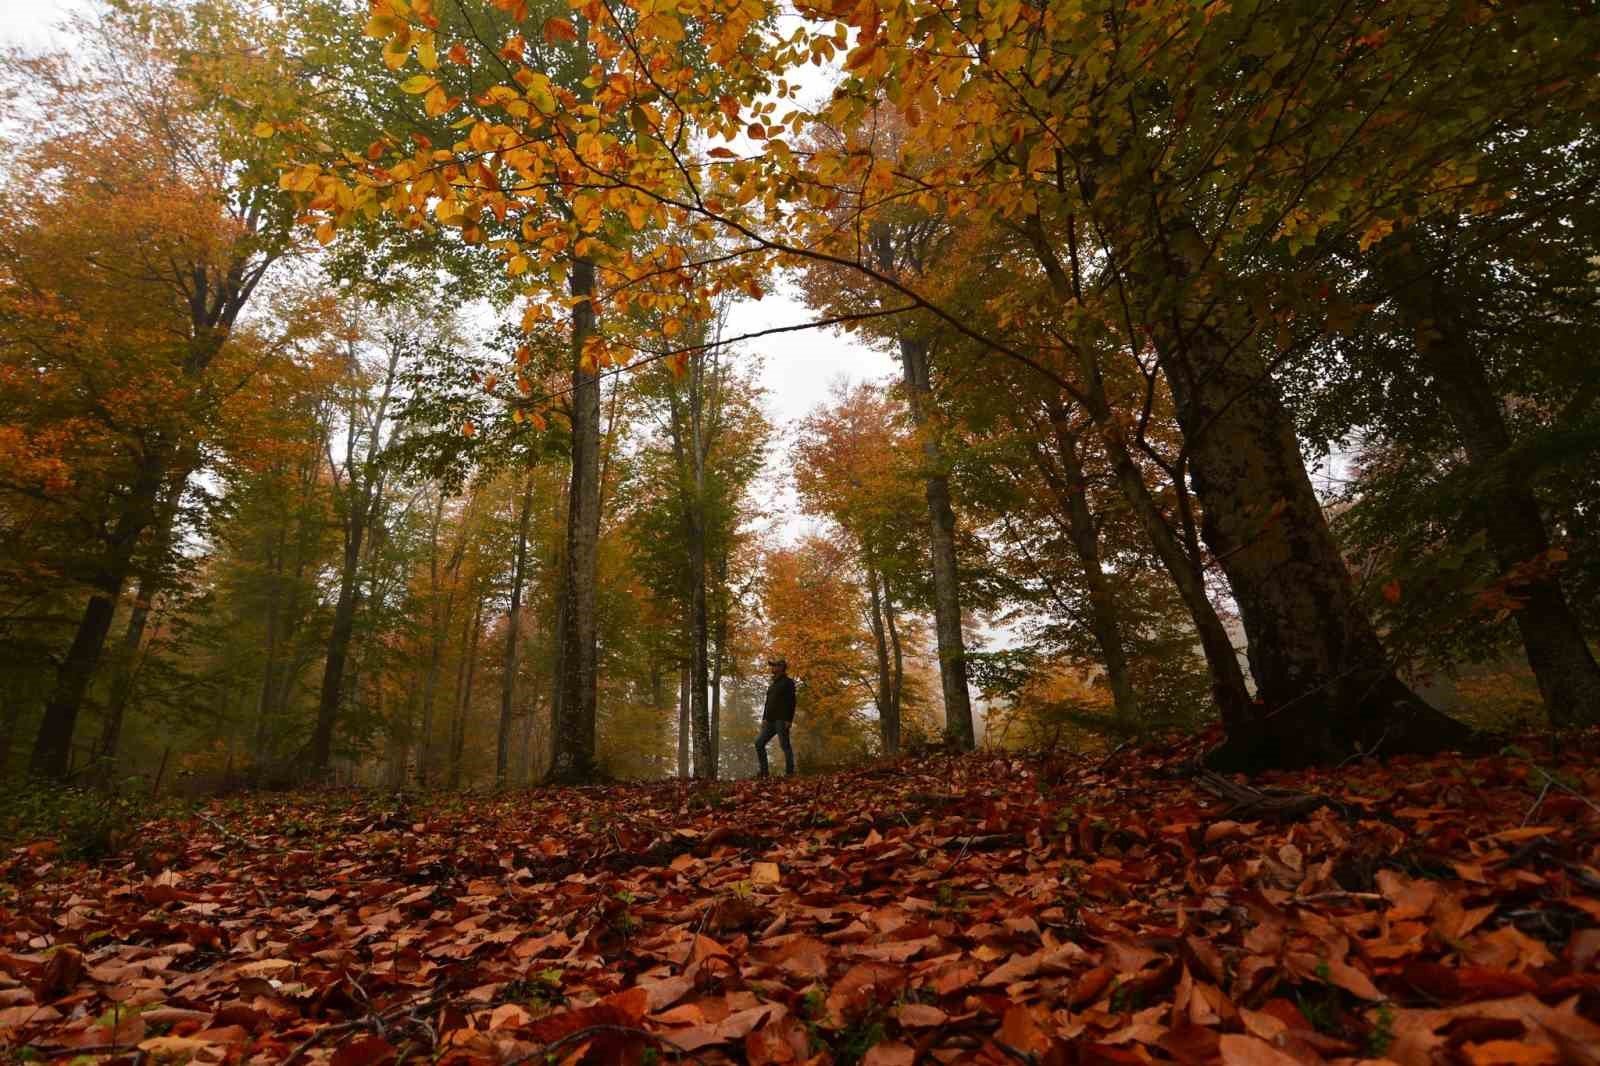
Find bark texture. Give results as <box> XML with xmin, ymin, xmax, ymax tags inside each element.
<box><xmin>1164</xmin><ymin>339</ymin><xmax>1469</xmax><ymax>768</ymax></box>
<box><xmin>897</xmin><ymin>337</ymin><xmax>975</xmax><ymax>748</ymax></box>
<box><xmin>549</xmin><ymin>256</ymin><xmax>602</xmax><ymax>782</ymax></box>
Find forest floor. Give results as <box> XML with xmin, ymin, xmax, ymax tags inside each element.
<box><xmin>3</xmin><ymin>733</ymin><xmax>1600</xmax><ymax>1066</ymax></box>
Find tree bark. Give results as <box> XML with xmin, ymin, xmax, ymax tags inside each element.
<box><xmin>677</xmin><ymin>663</ymin><xmax>691</xmax><ymax>779</ymax></box>
<box><xmin>450</xmin><ymin>594</ymin><xmax>485</xmax><ymax>789</ymax></box>
<box><xmin>497</xmin><ymin>471</ymin><xmax>536</xmax><ymax>784</ymax></box>
<box><xmin>866</xmin><ymin>561</ymin><xmax>899</xmax><ymax>755</ymax></box>
<box><xmin>549</xmin><ymin>255</ymin><xmax>601</xmax><ymax>782</ymax></box>
<box><xmin>96</xmin><ymin>467</ymin><xmax>189</xmax><ymax>772</ymax></box>
<box><xmin>308</xmin><ymin>516</ymin><xmax>366</xmax><ymax>774</ymax></box>
<box><xmin>1390</xmin><ymin>249</ymin><xmax>1600</xmax><ymax>729</ymax></box>
<box><xmin>30</xmin><ymin>449</ymin><xmax>166</xmax><ymax>780</ymax></box>
<box><xmin>897</xmin><ymin>337</ymin><xmax>976</xmax><ymax>749</ymax></box>
<box><xmin>1030</xmin><ymin>411</ymin><xmax>1140</xmax><ymax>730</ymax></box>
<box><xmin>1163</xmin><ymin>335</ymin><xmax>1469</xmax><ymax>769</ymax></box>
<box><xmin>883</xmin><ymin>575</ymin><xmax>905</xmax><ymax>755</ymax></box>
<box><xmin>710</xmin><ymin>570</ymin><xmax>727</xmax><ymax>775</ymax></box>
<box><xmin>1023</xmin><ymin>221</ymin><xmax>1254</xmax><ymax>732</ymax></box>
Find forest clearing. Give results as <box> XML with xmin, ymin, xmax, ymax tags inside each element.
<box><xmin>4</xmin><ymin>738</ymin><xmax>1599</xmax><ymax>1064</ymax></box>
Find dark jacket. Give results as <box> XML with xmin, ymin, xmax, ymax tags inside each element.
<box><xmin>763</xmin><ymin>675</ymin><xmax>796</xmax><ymax>723</ymax></box>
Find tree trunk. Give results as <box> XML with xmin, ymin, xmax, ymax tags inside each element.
<box><xmin>883</xmin><ymin>575</ymin><xmax>905</xmax><ymax>755</ymax></box>
<box><xmin>1391</xmin><ymin>249</ymin><xmax>1600</xmax><ymax>729</ymax></box>
<box><xmin>30</xmin><ymin>448</ymin><xmax>167</xmax><ymax>780</ymax></box>
<box><xmin>677</xmin><ymin>663</ymin><xmax>691</xmax><ymax>779</ymax></box>
<box><xmin>1163</xmin><ymin>336</ymin><xmax>1469</xmax><ymax>769</ymax></box>
<box><xmin>688</xmin><ymin>529</ymin><xmax>713</xmax><ymax>779</ymax></box>
<box><xmin>1031</xmin><ymin>411</ymin><xmax>1140</xmax><ymax>729</ymax></box>
<box><xmin>308</xmin><ymin>521</ymin><xmax>365</xmax><ymax>774</ymax></box>
<box><xmin>710</xmin><ymin>589</ymin><xmax>726</xmax><ymax>775</ymax></box>
<box><xmin>497</xmin><ymin>471</ymin><xmax>537</xmax><ymax>785</ymax></box>
<box><xmin>252</xmin><ymin>528</ymin><xmax>284</xmax><ymax>778</ymax></box>
<box><xmin>866</xmin><ymin>561</ymin><xmax>898</xmax><ymax>755</ymax></box>
<box><xmin>96</xmin><ymin>468</ymin><xmax>189</xmax><ymax>772</ymax></box>
<box><xmin>549</xmin><ymin>255</ymin><xmax>601</xmax><ymax>783</ymax></box>
<box><xmin>450</xmin><ymin>594</ymin><xmax>484</xmax><ymax>789</ymax></box>
<box><xmin>417</xmin><ymin>492</ymin><xmax>448</xmax><ymax>786</ymax></box>
<box><xmin>1024</xmin><ymin>227</ymin><xmax>1254</xmax><ymax>731</ymax></box>
<box><xmin>897</xmin><ymin>337</ymin><xmax>975</xmax><ymax>749</ymax></box>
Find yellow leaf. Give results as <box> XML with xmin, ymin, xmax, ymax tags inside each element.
<box><xmin>401</xmin><ymin>74</ymin><xmax>438</xmax><ymax>94</ymax></box>
<box><xmin>508</xmin><ymin>254</ymin><xmax>530</xmax><ymax>275</ymax></box>
<box><xmin>252</xmin><ymin>120</ymin><xmax>275</xmax><ymax>138</ymax></box>
<box><xmin>314</xmin><ymin>220</ymin><xmax>336</xmax><ymax>245</ymax></box>
<box><xmin>417</xmin><ymin>33</ymin><xmax>439</xmax><ymax>70</ymax></box>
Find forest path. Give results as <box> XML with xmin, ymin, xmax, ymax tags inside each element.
<box><xmin>3</xmin><ymin>736</ymin><xmax>1599</xmax><ymax>1064</ymax></box>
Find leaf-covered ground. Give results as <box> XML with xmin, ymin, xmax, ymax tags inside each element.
<box><xmin>4</xmin><ymin>736</ymin><xmax>1600</xmax><ymax>1066</ymax></box>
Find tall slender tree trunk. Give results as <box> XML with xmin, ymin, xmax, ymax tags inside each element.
<box><xmin>710</xmin><ymin>585</ymin><xmax>726</xmax><ymax>775</ymax></box>
<box><xmin>550</xmin><ymin>255</ymin><xmax>601</xmax><ymax>782</ymax></box>
<box><xmin>1024</xmin><ymin>225</ymin><xmax>1254</xmax><ymax>731</ymax></box>
<box><xmin>1029</xmin><ymin>412</ymin><xmax>1139</xmax><ymax>729</ymax></box>
<box><xmin>416</xmin><ymin>493</ymin><xmax>448</xmax><ymax>786</ymax></box>
<box><xmin>688</xmin><ymin>531</ymin><xmax>712</xmax><ymax>778</ymax></box>
<box><xmin>97</xmin><ymin>468</ymin><xmax>189</xmax><ymax>772</ymax></box>
<box><xmin>450</xmin><ymin>594</ymin><xmax>484</xmax><ymax>789</ymax></box>
<box><xmin>1390</xmin><ymin>248</ymin><xmax>1600</xmax><ymax>728</ymax></box>
<box><xmin>866</xmin><ymin>562</ymin><xmax>899</xmax><ymax>755</ymax></box>
<box><xmin>882</xmin><ymin>575</ymin><xmax>905</xmax><ymax>755</ymax></box>
<box><xmin>308</xmin><ymin>522</ymin><xmax>365</xmax><ymax>774</ymax></box>
<box><xmin>677</xmin><ymin>663</ymin><xmax>691</xmax><ymax>779</ymax></box>
<box><xmin>497</xmin><ymin>472</ymin><xmax>536</xmax><ymax>784</ymax></box>
<box><xmin>897</xmin><ymin>337</ymin><xmax>975</xmax><ymax>748</ymax></box>
<box><xmin>30</xmin><ymin>449</ymin><xmax>166</xmax><ymax>779</ymax></box>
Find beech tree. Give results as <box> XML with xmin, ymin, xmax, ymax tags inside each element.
<box><xmin>2</xmin><ymin>24</ymin><xmax>295</xmax><ymax>778</ymax></box>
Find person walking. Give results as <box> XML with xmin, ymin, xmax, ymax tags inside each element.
<box><xmin>755</xmin><ymin>657</ymin><xmax>796</xmax><ymax>777</ymax></box>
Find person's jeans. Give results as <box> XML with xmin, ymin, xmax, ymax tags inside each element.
<box><xmin>755</xmin><ymin>718</ymin><xmax>794</xmax><ymax>777</ymax></box>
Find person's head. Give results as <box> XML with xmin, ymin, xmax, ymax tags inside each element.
<box><xmin>767</xmin><ymin>657</ymin><xmax>787</xmax><ymax>678</ymax></box>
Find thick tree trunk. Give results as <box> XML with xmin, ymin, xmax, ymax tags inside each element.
<box><xmin>549</xmin><ymin>256</ymin><xmax>601</xmax><ymax>782</ymax></box>
<box><xmin>31</xmin><ymin>590</ymin><xmax>121</xmax><ymax>780</ymax></box>
<box><xmin>497</xmin><ymin>472</ymin><xmax>536</xmax><ymax>785</ymax></box>
<box><xmin>1391</xmin><ymin>252</ymin><xmax>1600</xmax><ymax>729</ymax></box>
<box><xmin>897</xmin><ymin>337</ymin><xmax>975</xmax><ymax>748</ymax></box>
<box><xmin>1163</xmin><ymin>337</ymin><xmax>1469</xmax><ymax>769</ymax></box>
<box><xmin>1031</xmin><ymin>412</ymin><xmax>1140</xmax><ymax>730</ymax></box>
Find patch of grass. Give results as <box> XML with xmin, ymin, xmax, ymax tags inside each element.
<box><xmin>1367</xmin><ymin>1004</ymin><xmax>1396</xmax><ymax>1057</ymax></box>
<box><xmin>0</xmin><ymin>785</ymin><xmax>186</xmax><ymax>861</ymax></box>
